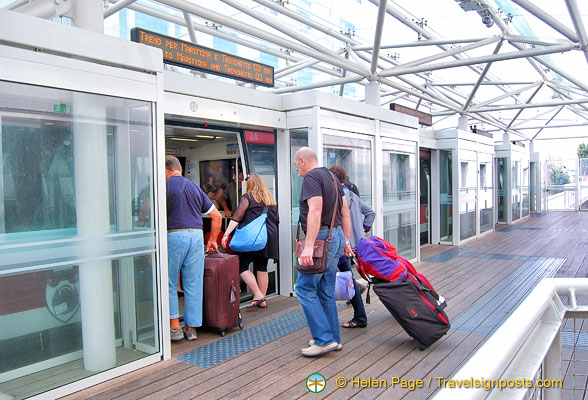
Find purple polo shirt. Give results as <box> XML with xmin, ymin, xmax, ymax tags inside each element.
<box><xmin>167</xmin><ymin>176</ymin><xmax>214</xmax><ymax>229</ymax></box>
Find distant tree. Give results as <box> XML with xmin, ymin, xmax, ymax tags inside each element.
<box><xmin>578</xmin><ymin>143</ymin><xmax>588</xmax><ymax>159</ymax></box>
<box><xmin>579</xmin><ymin>143</ymin><xmax>588</xmax><ymax>177</ymax></box>
<box><xmin>550</xmin><ymin>164</ymin><xmax>570</xmax><ymax>186</ymax></box>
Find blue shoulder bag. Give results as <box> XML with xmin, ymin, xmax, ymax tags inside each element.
<box><xmin>229</xmin><ymin>207</ymin><xmax>268</xmax><ymax>252</ymax></box>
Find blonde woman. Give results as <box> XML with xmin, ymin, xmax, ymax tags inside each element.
<box><xmin>221</xmin><ymin>173</ymin><xmax>279</xmax><ymax>308</ymax></box>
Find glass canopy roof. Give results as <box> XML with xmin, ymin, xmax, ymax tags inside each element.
<box><xmin>3</xmin><ymin>0</ymin><xmax>588</xmax><ymax>154</ymax></box>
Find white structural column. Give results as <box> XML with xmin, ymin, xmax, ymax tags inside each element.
<box><xmin>73</xmin><ymin>0</ymin><xmax>116</xmax><ymax>372</ymax></box>
<box><xmin>458</xmin><ymin>115</ymin><xmax>469</xmax><ymax>131</ymax></box>
<box><xmin>365</xmin><ymin>80</ymin><xmax>381</xmax><ymax>106</ymax></box>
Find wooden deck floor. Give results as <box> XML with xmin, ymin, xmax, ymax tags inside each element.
<box><xmin>63</xmin><ymin>211</ymin><xmax>588</xmax><ymax>400</ymax></box>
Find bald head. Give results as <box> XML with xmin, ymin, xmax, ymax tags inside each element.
<box><xmin>295</xmin><ymin>147</ymin><xmax>317</xmax><ymax>163</ymax></box>
<box><xmin>294</xmin><ymin>146</ymin><xmax>319</xmax><ymax>176</ymax></box>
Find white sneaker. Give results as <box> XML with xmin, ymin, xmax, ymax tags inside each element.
<box><xmin>302</xmin><ymin>341</ymin><xmax>338</xmax><ymax>357</ymax></box>
<box><xmin>308</xmin><ymin>340</ymin><xmax>342</xmax><ymax>351</ymax></box>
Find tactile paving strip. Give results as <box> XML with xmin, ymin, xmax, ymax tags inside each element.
<box><xmin>177</xmin><ymin>303</ymin><xmax>346</xmax><ymax>368</ymax></box>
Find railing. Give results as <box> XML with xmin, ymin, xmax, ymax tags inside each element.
<box><xmin>433</xmin><ymin>278</ymin><xmax>588</xmax><ymax>400</ymax></box>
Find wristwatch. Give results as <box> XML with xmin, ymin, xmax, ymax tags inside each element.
<box><xmin>345</xmin><ymin>240</ymin><xmax>351</xmax><ymax>246</ymax></box>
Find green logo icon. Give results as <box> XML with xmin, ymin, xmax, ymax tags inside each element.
<box><xmin>306</xmin><ymin>373</ymin><xmax>326</xmax><ymax>393</ymax></box>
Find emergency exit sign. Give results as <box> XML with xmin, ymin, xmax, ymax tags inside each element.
<box><xmin>131</xmin><ymin>27</ymin><xmax>274</xmax><ymax>87</ymax></box>
<box><xmin>53</xmin><ymin>104</ymin><xmax>71</xmax><ymax>114</ymax></box>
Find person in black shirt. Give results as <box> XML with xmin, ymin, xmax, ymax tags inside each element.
<box><xmin>294</xmin><ymin>147</ymin><xmax>352</xmax><ymax>357</ymax></box>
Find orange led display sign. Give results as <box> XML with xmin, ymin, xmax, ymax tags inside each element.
<box><xmin>131</xmin><ymin>27</ymin><xmax>274</xmax><ymax>87</ymax></box>
<box><xmin>390</xmin><ymin>103</ymin><xmax>433</xmax><ymax>126</ymax></box>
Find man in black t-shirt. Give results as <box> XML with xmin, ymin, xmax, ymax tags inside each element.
<box><xmin>294</xmin><ymin>147</ymin><xmax>352</xmax><ymax>357</ymax></box>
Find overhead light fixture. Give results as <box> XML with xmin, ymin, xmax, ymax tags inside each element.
<box><xmin>194</xmin><ymin>135</ymin><xmax>216</xmax><ymax>139</ymax></box>
<box><xmin>171</xmin><ymin>137</ymin><xmax>199</xmax><ymax>142</ymax></box>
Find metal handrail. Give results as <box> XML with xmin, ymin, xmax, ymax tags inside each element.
<box><xmin>433</xmin><ymin>278</ymin><xmax>588</xmax><ymax>400</ymax></box>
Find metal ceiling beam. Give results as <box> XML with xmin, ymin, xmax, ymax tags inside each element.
<box><xmin>154</xmin><ymin>0</ymin><xmax>366</xmax><ymax>77</ymax></box>
<box><xmin>400</xmin><ymin>36</ymin><xmax>501</xmax><ymax>69</ymax></box>
<box><xmin>352</xmin><ymin>37</ymin><xmax>489</xmax><ymax>51</ymax></box>
<box><xmin>505</xmin><ymin>35</ymin><xmax>572</xmax><ymax>47</ymax></box>
<box><xmin>487</xmin><ymin>122</ymin><xmax>588</xmax><ymax>132</ymax></box>
<box><xmin>463</xmin><ymin>40</ymin><xmax>504</xmax><ymax>112</ymax></box>
<box><xmin>377</xmin><ymin>77</ymin><xmax>463</xmax><ymax>113</ymax></box>
<box><xmin>370</xmin><ymin>0</ymin><xmax>387</xmax><ymax>75</ymax></box>
<box><xmin>218</xmin><ymin>0</ymin><xmax>369</xmax><ymax>77</ymax></box>
<box><xmin>470</xmin><ymin>98</ymin><xmax>588</xmax><ymax>113</ymax></box>
<box><xmin>120</xmin><ymin>1</ymin><xmax>343</xmax><ymax>79</ymax></box>
<box><xmin>511</xmin><ymin>0</ymin><xmax>578</xmax><ymax>42</ymax></box>
<box><xmin>250</xmin><ymin>0</ymin><xmax>355</xmax><ymax>47</ymax></box>
<box><xmin>475</xmin><ymin>82</ymin><xmax>542</xmax><ymax>109</ymax></box>
<box><xmin>506</xmin><ymin>83</ymin><xmax>543</xmax><ymax>129</ymax></box>
<box><xmin>428</xmin><ymin>81</ymin><xmax>536</xmax><ymax>86</ymax></box>
<box><xmin>564</xmin><ymin>0</ymin><xmax>588</xmax><ymax>66</ymax></box>
<box><xmin>275</xmin><ymin>58</ymin><xmax>321</xmax><ymax>79</ymax></box>
<box><xmin>531</xmin><ymin>106</ymin><xmax>564</xmax><ymax>140</ymax></box>
<box><xmin>381</xmin><ymin>43</ymin><xmax>577</xmax><ymax>78</ymax></box>
<box><xmin>370</xmin><ymin>0</ymin><xmax>516</xmax><ymax>98</ymax></box>
<box><xmin>270</xmin><ymin>75</ymin><xmax>364</xmax><ymax>94</ymax></box>
<box><xmin>104</xmin><ymin>0</ymin><xmax>137</xmax><ymax>18</ymax></box>
<box><xmin>510</xmin><ymin>107</ymin><xmax>562</xmax><ymax>129</ymax></box>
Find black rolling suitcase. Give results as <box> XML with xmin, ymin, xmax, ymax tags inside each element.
<box><xmin>202</xmin><ymin>251</ymin><xmax>243</xmax><ymax>336</ymax></box>
<box><xmin>371</xmin><ymin>274</ymin><xmax>450</xmax><ymax>350</ymax></box>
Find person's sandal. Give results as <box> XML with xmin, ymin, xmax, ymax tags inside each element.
<box><xmin>249</xmin><ymin>298</ymin><xmax>266</xmax><ymax>308</ymax></box>
<box><xmin>342</xmin><ymin>320</ymin><xmax>367</xmax><ymax>328</ymax></box>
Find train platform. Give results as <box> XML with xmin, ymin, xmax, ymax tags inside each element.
<box><xmin>59</xmin><ymin>211</ymin><xmax>588</xmax><ymax>399</ymax></box>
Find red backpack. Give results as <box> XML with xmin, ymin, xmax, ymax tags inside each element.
<box><xmin>355</xmin><ymin>236</ymin><xmax>407</xmax><ymax>283</ymax></box>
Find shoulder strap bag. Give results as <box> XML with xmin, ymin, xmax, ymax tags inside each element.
<box><xmin>295</xmin><ymin>171</ymin><xmax>339</xmax><ymax>274</ymax></box>
<box><xmin>229</xmin><ymin>205</ymin><xmax>269</xmax><ymax>252</ymax></box>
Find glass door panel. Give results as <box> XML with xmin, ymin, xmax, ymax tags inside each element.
<box><xmin>522</xmin><ymin>162</ymin><xmax>530</xmax><ymax>217</ymax></box>
<box><xmin>497</xmin><ymin>158</ymin><xmax>506</xmax><ymax>223</ymax></box>
<box><xmin>382</xmin><ymin>140</ymin><xmax>416</xmax><ymax>259</ymax></box>
<box><xmin>240</xmin><ymin>130</ymin><xmax>278</xmax><ymax>297</ymax></box>
<box><xmin>289</xmin><ymin>129</ymin><xmax>308</xmax><ymax>288</ymax></box>
<box><xmin>419</xmin><ymin>149</ymin><xmax>431</xmax><ymax>245</ymax></box>
<box><xmin>440</xmin><ymin>150</ymin><xmax>453</xmax><ymax>242</ymax></box>
<box><xmin>479</xmin><ymin>155</ymin><xmax>493</xmax><ymax>233</ymax></box>
<box><xmin>459</xmin><ymin>152</ymin><xmax>477</xmax><ymax>241</ymax></box>
<box><xmin>322</xmin><ymin>131</ymin><xmax>373</xmax><ymax>206</ymax></box>
<box><xmin>0</xmin><ymin>81</ymin><xmax>158</xmax><ymax>396</ymax></box>
<box><xmin>512</xmin><ymin>160</ymin><xmax>521</xmax><ymax>221</ymax></box>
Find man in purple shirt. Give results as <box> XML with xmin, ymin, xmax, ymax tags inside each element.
<box><xmin>166</xmin><ymin>155</ymin><xmax>222</xmax><ymax>341</ymax></box>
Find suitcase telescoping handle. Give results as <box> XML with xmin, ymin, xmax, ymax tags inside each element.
<box><xmin>351</xmin><ymin>253</ymin><xmax>374</xmax><ymax>305</ymax></box>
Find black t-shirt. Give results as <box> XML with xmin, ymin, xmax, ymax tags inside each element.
<box><xmin>299</xmin><ymin>167</ymin><xmax>344</xmax><ymax>232</ymax></box>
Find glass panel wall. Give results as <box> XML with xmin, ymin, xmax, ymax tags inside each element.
<box><xmin>323</xmin><ymin>133</ymin><xmax>373</xmax><ymax>206</ymax></box>
<box><xmin>497</xmin><ymin>158</ymin><xmax>506</xmax><ymax>223</ymax></box>
<box><xmin>479</xmin><ymin>154</ymin><xmax>493</xmax><ymax>234</ymax></box>
<box><xmin>241</xmin><ymin>130</ymin><xmax>278</xmax><ymax>297</ymax></box>
<box><xmin>522</xmin><ymin>162</ymin><xmax>530</xmax><ymax>217</ymax></box>
<box><xmin>512</xmin><ymin>160</ymin><xmax>521</xmax><ymax>221</ymax></box>
<box><xmin>382</xmin><ymin>140</ymin><xmax>416</xmax><ymax>259</ymax></box>
<box><xmin>581</xmin><ymin>158</ymin><xmax>588</xmax><ymax>210</ymax></box>
<box><xmin>290</xmin><ymin>129</ymin><xmax>308</xmax><ymax>287</ymax></box>
<box><xmin>440</xmin><ymin>150</ymin><xmax>453</xmax><ymax>242</ymax></box>
<box><xmin>0</xmin><ymin>81</ymin><xmax>158</xmax><ymax>397</ymax></box>
<box><xmin>459</xmin><ymin>151</ymin><xmax>477</xmax><ymax>241</ymax></box>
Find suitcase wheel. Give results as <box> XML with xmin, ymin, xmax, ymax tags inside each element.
<box><xmin>238</xmin><ymin>312</ymin><xmax>243</xmax><ymax>329</ymax></box>
<box><xmin>220</xmin><ymin>330</ymin><xmax>226</xmax><ymax>337</ymax></box>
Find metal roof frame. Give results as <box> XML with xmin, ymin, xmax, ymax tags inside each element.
<box><xmin>6</xmin><ymin>0</ymin><xmax>588</xmax><ymax>143</ymax></box>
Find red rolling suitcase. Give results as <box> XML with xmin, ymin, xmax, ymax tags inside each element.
<box><xmin>203</xmin><ymin>251</ymin><xmax>243</xmax><ymax>336</ymax></box>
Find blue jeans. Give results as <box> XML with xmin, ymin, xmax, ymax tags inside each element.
<box><xmin>168</xmin><ymin>229</ymin><xmax>204</xmax><ymax>327</ymax></box>
<box><xmin>296</xmin><ymin>226</ymin><xmax>345</xmax><ymax>346</ymax></box>
<box><xmin>338</xmin><ymin>258</ymin><xmax>367</xmax><ymax>325</ymax></box>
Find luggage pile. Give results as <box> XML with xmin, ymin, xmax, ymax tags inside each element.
<box><xmin>356</xmin><ymin>236</ymin><xmax>450</xmax><ymax>350</ymax></box>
